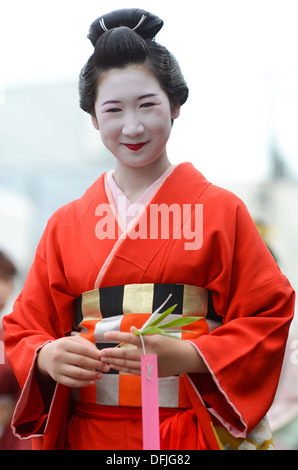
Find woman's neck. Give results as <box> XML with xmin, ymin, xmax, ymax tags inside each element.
<box><xmin>113</xmin><ymin>155</ymin><xmax>172</xmax><ymax>203</ymax></box>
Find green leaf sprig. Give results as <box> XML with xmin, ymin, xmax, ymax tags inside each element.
<box><xmin>133</xmin><ymin>303</ymin><xmax>202</xmax><ymax>339</ymax></box>
<box><xmin>115</xmin><ymin>294</ymin><xmax>202</xmax><ymax>353</ymax></box>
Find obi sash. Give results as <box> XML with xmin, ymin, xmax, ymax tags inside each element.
<box><xmin>71</xmin><ymin>283</ymin><xmax>223</xmax><ymax>408</ymax></box>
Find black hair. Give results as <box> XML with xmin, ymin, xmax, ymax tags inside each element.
<box><xmin>0</xmin><ymin>251</ymin><xmax>17</xmax><ymax>278</ymax></box>
<box><xmin>79</xmin><ymin>8</ymin><xmax>189</xmax><ymax>115</ymax></box>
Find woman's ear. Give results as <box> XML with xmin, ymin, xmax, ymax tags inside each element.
<box><xmin>91</xmin><ymin>113</ymin><xmax>99</xmax><ymax>130</ymax></box>
<box><xmin>171</xmin><ymin>105</ymin><xmax>180</xmax><ymax>121</ymax></box>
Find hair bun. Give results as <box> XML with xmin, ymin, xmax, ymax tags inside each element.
<box><xmin>87</xmin><ymin>8</ymin><xmax>164</xmax><ymax>47</ymax></box>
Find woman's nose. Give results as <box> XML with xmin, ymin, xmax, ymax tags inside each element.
<box><xmin>122</xmin><ymin>113</ymin><xmax>144</xmax><ymax>137</ymax></box>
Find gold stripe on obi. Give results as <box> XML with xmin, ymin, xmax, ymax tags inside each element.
<box><xmin>72</xmin><ymin>283</ymin><xmax>222</xmax><ymax>408</ymax></box>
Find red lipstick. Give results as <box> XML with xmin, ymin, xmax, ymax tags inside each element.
<box><xmin>124</xmin><ymin>143</ymin><xmax>146</xmax><ymax>151</ymax></box>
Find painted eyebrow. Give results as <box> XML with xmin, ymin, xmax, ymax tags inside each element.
<box><xmin>137</xmin><ymin>93</ymin><xmax>158</xmax><ymax>101</ymax></box>
<box><xmin>101</xmin><ymin>94</ymin><xmax>158</xmax><ymax>106</ymax></box>
<box><xmin>101</xmin><ymin>100</ymin><xmax>121</xmax><ymax>107</ymax></box>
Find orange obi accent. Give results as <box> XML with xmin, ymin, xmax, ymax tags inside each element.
<box><xmin>72</xmin><ymin>283</ymin><xmax>222</xmax><ymax>408</ymax></box>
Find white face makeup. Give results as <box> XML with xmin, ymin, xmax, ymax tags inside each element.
<box><xmin>92</xmin><ymin>65</ymin><xmax>179</xmax><ymax>169</ymax></box>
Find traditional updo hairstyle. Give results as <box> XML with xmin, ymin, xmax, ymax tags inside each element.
<box><xmin>79</xmin><ymin>9</ymin><xmax>189</xmax><ymax>116</ymax></box>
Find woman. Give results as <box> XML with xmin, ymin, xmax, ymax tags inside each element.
<box><xmin>0</xmin><ymin>251</ymin><xmax>31</xmax><ymax>449</ymax></box>
<box><xmin>3</xmin><ymin>9</ymin><xmax>295</xmax><ymax>450</ymax></box>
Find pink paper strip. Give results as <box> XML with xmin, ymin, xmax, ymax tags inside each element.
<box><xmin>141</xmin><ymin>354</ymin><xmax>160</xmax><ymax>450</ymax></box>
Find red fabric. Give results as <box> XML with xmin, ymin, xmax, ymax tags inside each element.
<box><xmin>159</xmin><ymin>409</ymin><xmax>209</xmax><ymax>450</ymax></box>
<box><xmin>3</xmin><ymin>162</ymin><xmax>295</xmax><ymax>449</ymax></box>
<box><xmin>66</xmin><ymin>403</ymin><xmax>209</xmax><ymax>450</ymax></box>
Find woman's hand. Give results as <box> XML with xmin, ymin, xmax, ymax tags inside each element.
<box><xmin>36</xmin><ymin>335</ymin><xmax>110</xmax><ymax>387</ymax></box>
<box><xmin>100</xmin><ymin>327</ymin><xmax>208</xmax><ymax>377</ymax></box>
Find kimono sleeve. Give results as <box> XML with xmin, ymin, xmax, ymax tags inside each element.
<box><xmin>3</xmin><ymin>215</ymin><xmax>75</xmax><ymax>438</ymax></box>
<box><xmin>188</xmin><ymin>194</ymin><xmax>295</xmax><ymax>437</ymax></box>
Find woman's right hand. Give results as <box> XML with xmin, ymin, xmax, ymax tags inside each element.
<box><xmin>36</xmin><ymin>335</ymin><xmax>110</xmax><ymax>387</ymax></box>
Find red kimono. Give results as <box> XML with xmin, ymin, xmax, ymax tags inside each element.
<box><xmin>3</xmin><ymin>163</ymin><xmax>295</xmax><ymax>450</ymax></box>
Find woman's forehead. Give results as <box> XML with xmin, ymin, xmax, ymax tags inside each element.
<box><xmin>97</xmin><ymin>65</ymin><xmax>164</xmax><ymax>101</ymax></box>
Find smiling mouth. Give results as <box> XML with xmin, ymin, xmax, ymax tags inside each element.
<box><xmin>124</xmin><ymin>143</ymin><xmax>147</xmax><ymax>151</ymax></box>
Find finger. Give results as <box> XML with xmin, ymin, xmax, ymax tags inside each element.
<box><xmin>58</xmin><ymin>362</ymin><xmax>110</xmax><ymax>387</ymax></box>
<box><xmin>100</xmin><ymin>353</ymin><xmax>136</xmax><ymax>368</ymax></box>
<box><xmin>103</xmin><ymin>356</ymin><xmax>141</xmax><ymax>375</ymax></box>
<box><xmin>51</xmin><ymin>366</ymin><xmax>100</xmax><ymax>388</ymax></box>
<box><xmin>56</xmin><ymin>377</ymin><xmax>94</xmax><ymax>388</ymax></box>
<box><xmin>103</xmin><ymin>330</ymin><xmax>141</xmax><ymax>345</ymax></box>
<box><xmin>75</xmin><ymin>354</ymin><xmax>110</xmax><ymax>372</ymax></box>
<box><xmin>62</xmin><ymin>351</ymin><xmax>109</xmax><ymax>374</ymax></box>
<box><xmin>107</xmin><ymin>363</ymin><xmax>141</xmax><ymax>376</ymax></box>
<box><xmin>130</xmin><ymin>326</ymin><xmax>138</xmax><ymax>333</ymax></box>
<box><xmin>57</xmin><ymin>373</ymin><xmax>98</xmax><ymax>388</ymax></box>
<box><xmin>66</xmin><ymin>336</ymin><xmax>102</xmax><ymax>360</ymax></box>
<box><xmin>100</xmin><ymin>344</ymin><xmax>141</xmax><ymax>362</ymax></box>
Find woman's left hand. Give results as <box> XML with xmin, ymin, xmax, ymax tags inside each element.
<box><xmin>100</xmin><ymin>327</ymin><xmax>208</xmax><ymax>377</ymax></box>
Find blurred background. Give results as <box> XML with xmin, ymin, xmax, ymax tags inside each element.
<box><xmin>0</xmin><ymin>0</ymin><xmax>297</xmax><ymax>449</ymax></box>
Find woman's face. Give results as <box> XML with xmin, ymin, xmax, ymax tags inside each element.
<box><xmin>92</xmin><ymin>65</ymin><xmax>180</xmax><ymax>168</ymax></box>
